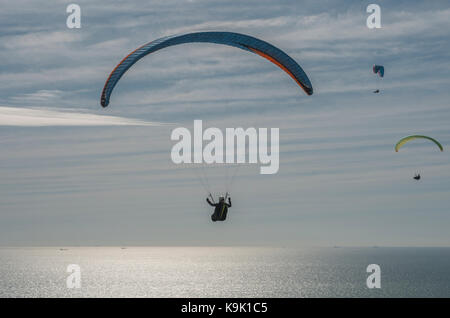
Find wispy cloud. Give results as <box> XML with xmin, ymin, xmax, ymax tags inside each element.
<box><xmin>2</xmin><ymin>31</ymin><xmax>82</xmax><ymax>49</ymax></box>
<box><xmin>0</xmin><ymin>106</ymin><xmax>166</xmax><ymax>126</ymax></box>
<box><xmin>165</xmin><ymin>16</ymin><xmax>294</xmax><ymax>35</ymax></box>
<box><xmin>9</xmin><ymin>90</ymin><xmax>64</xmax><ymax>103</ymax></box>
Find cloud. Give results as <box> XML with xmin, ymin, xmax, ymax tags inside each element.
<box><xmin>165</xmin><ymin>16</ymin><xmax>294</xmax><ymax>35</ymax></box>
<box><xmin>0</xmin><ymin>106</ymin><xmax>167</xmax><ymax>126</ymax></box>
<box><xmin>9</xmin><ymin>90</ymin><xmax>64</xmax><ymax>103</ymax></box>
<box><xmin>2</xmin><ymin>31</ymin><xmax>82</xmax><ymax>50</ymax></box>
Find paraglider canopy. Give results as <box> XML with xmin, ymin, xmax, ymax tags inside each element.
<box><xmin>373</xmin><ymin>65</ymin><xmax>384</xmax><ymax>78</ymax></box>
<box><xmin>395</xmin><ymin>135</ymin><xmax>443</xmax><ymax>152</ymax></box>
<box><xmin>395</xmin><ymin>136</ymin><xmax>443</xmax><ymax>181</ymax></box>
<box><xmin>100</xmin><ymin>31</ymin><xmax>313</xmax><ymax>107</ymax></box>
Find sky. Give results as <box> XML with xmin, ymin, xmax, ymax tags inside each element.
<box><xmin>1</xmin><ymin>0</ymin><xmax>450</xmax><ymax>247</ymax></box>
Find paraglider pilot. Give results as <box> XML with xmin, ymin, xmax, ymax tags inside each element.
<box><xmin>207</xmin><ymin>194</ymin><xmax>232</xmax><ymax>222</ymax></box>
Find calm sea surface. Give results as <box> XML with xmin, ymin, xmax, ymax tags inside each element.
<box><xmin>0</xmin><ymin>247</ymin><xmax>449</xmax><ymax>297</ymax></box>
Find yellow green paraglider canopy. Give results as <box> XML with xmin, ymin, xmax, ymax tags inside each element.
<box><xmin>395</xmin><ymin>135</ymin><xmax>443</xmax><ymax>152</ymax></box>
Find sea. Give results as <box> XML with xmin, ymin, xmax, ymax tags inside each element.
<box><xmin>0</xmin><ymin>247</ymin><xmax>449</xmax><ymax>297</ymax></box>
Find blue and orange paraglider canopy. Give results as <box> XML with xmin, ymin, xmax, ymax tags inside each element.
<box><xmin>100</xmin><ymin>31</ymin><xmax>313</xmax><ymax>107</ymax></box>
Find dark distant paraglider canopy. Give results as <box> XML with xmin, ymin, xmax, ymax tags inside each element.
<box><xmin>373</xmin><ymin>65</ymin><xmax>384</xmax><ymax>78</ymax></box>
<box><xmin>101</xmin><ymin>32</ymin><xmax>313</xmax><ymax>107</ymax></box>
